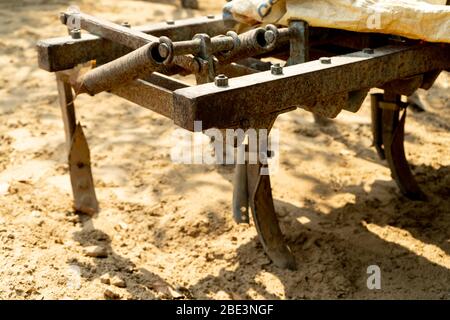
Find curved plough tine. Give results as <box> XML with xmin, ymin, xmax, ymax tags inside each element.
<box><xmin>383</xmin><ymin>107</ymin><xmax>427</xmax><ymax>201</ymax></box>
<box><xmin>69</xmin><ymin>124</ymin><xmax>99</xmax><ymax>214</ymax></box>
<box><xmin>247</xmin><ymin>163</ymin><xmax>296</xmax><ymax>270</ymax></box>
<box><xmin>376</xmin><ymin>92</ymin><xmax>427</xmax><ymax>201</ymax></box>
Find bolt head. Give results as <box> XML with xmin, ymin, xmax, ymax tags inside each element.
<box><xmin>319</xmin><ymin>57</ymin><xmax>331</xmax><ymax>64</ymax></box>
<box><xmin>166</xmin><ymin>20</ymin><xmax>175</xmax><ymax>25</ymax></box>
<box><xmin>207</xmin><ymin>14</ymin><xmax>215</xmax><ymax>19</ymax></box>
<box><xmin>158</xmin><ymin>43</ymin><xmax>170</xmax><ymax>58</ymax></box>
<box><xmin>264</xmin><ymin>30</ymin><xmax>276</xmax><ymax>45</ymax></box>
<box><xmin>70</xmin><ymin>29</ymin><xmax>81</xmax><ymax>39</ymax></box>
<box><xmin>214</xmin><ymin>74</ymin><xmax>229</xmax><ymax>87</ymax></box>
<box><xmin>271</xmin><ymin>63</ymin><xmax>283</xmax><ymax>75</ymax></box>
<box><xmin>122</xmin><ymin>21</ymin><xmax>131</xmax><ymax>28</ymax></box>
<box><xmin>363</xmin><ymin>48</ymin><xmax>374</xmax><ymax>54</ymax></box>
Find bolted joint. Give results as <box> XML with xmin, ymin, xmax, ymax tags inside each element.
<box><xmin>70</xmin><ymin>28</ymin><xmax>82</xmax><ymax>39</ymax></box>
<box><xmin>263</xmin><ymin>24</ymin><xmax>278</xmax><ymax>50</ymax></box>
<box><xmin>158</xmin><ymin>36</ymin><xmax>174</xmax><ymax>64</ymax></box>
<box><xmin>319</xmin><ymin>57</ymin><xmax>331</xmax><ymax>64</ymax></box>
<box><xmin>271</xmin><ymin>63</ymin><xmax>283</xmax><ymax>75</ymax></box>
<box><xmin>214</xmin><ymin>74</ymin><xmax>229</xmax><ymax>87</ymax></box>
<box><xmin>193</xmin><ymin>33</ymin><xmax>212</xmax><ymax>59</ymax></box>
<box><xmin>166</xmin><ymin>20</ymin><xmax>175</xmax><ymax>25</ymax></box>
<box><xmin>264</xmin><ymin>30</ymin><xmax>275</xmax><ymax>44</ymax></box>
<box><xmin>121</xmin><ymin>21</ymin><xmax>131</xmax><ymax>28</ymax></box>
<box><xmin>158</xmin><ymin>43</ymin><xmax>171</xmax><ymax>59</ymax></box>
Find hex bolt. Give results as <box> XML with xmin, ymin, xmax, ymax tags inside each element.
<box><xmin>214</xmin><ymin>74</ymin><xmax>229</xmax><ymax>87</ymax></box>
<box><xmin>319</xmin><ymin>57</ymin><xmax>331</xmax><ymax>64</ymax></box>
<box><xmin>207</xmin><ymin>14</ymin><xmax>215</xmax><ymax>19</ymax></box>
<box><xmin>271</xmin><ymin>63</ymin><xmax>283</xmax><ymax>75</ymax></box>
<box><xmin>70</xmin><ymin>28</ymin><xmax>81</xmax><ymax>39</ymax></box>
<box><xmin>264</xmin><ymin>30</ymin><xmax>276</xmax><ymax>45</ymax></box>
<box><xmin>158</xmin><ymin>43</ymin><xmax>171</xmax><ymax>59</ymax></box>
<box><xmin>122</xmin><ymin>21</ymin><xmax>131</xmax><ymax>28</ymax></box>
<box><xmin>363</xmin><ymin>48</ymin><xmax>374</xmax><ymax>54</ymax></box>
<box><xmin>166</xmin><ymin>20</ymin><xmax>175</xmax><ymax>25</ymax></box>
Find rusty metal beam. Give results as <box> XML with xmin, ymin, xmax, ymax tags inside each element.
<box><xmin>110</xmin><ymin>74</ymin><xmax>189</xmax><ymax>119</ymax></box>
<box><xmin>60</xmin><ymin>11</ymin><xmax>199</xmax><ymax>74</ymax></box>
<box><xmin>56</xmin><ymin>69</ymin><xmax>188</xmax><ymax>119</ymax></box>
<box><xmin>37</xmin><ymin>16</ymin><xmax>232</xmax><ymax>72</ymax></box>
<box><xmin>172</xmin><ymin>44</ymin><xmax>449</xmax><ymax>130</ymax></box>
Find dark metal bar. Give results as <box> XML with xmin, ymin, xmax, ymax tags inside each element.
<box><xmin>173</xmin><ymin>44</ymin><xmax>450</xmax><ymax>130</ymax></box>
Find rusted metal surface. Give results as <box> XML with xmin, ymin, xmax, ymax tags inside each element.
<box><xmin>215</xmin><ymin>27</ymin><xmax>289</xmax><ymax>65</ymax></box>
<box><xmin>420</xmin><ymin>69</ymin><xmax>442</xmax><ymax>90</ymax></box>
<box><xmin>173</xmin><ymin>44</ymin><xmax>450</xmax><ymax>130</ymax></box>
<box><xmin>145</xmin><ymin>72</ymin><xmax>189</xmax><ymax>91</ymax></box>
<box><xmin>60</xmin><ymin>11</ymin><xmax>199</xmax><ymax>74</ymax></box>
<box><xmin>72</xmin><ymin>42</ymin><xmax>165</xmax><ymax>95</ymax></box>
<box><xmin>215</xmin><ymin>62</ymin><xmax>260</xmax><ymax>77</ymax></box>
<box><xmin>158</xmin><ymin>27</ymin><xmax>277</xmax><ymax>65</ymax></box>
<box><xmin>379</xmin><ymin>92</ymin><xmax>427</xmax><ymax>201</ymax></box>
<box><xmin>69</xmin><ymin>124</ymin><xmax>99</xmax><ymax>214</ymax></box>
<box><xmin>232</xmin><ymin>145</ymin><xmax>249</xmax><ymax>223</ymax></box>
<box><xmin>382</xmin><ymin>75</ymin><xmax>424</xmax><ymax>96</ymax></box>
<box><xmin>371</xmin><ymin>93</ymin><xmax>386</xmax><ymax>159</ymax></box>
<box><xmin>60</xmin><ymin>11</ymin><xmax>157</xmax><ymax>48</ymax></box>
<box><xmin>56</xmin><ymin>73</ymin><xmax>76</xmax><ymax>150</ymax></box>
<box><xmin>40</xmin><ymin>14</ymin><xmax>449</xmax><ymax>269</ymax></box>
<box><xmin>287</xmin><ymin>20</ymin><xmax>309</xmax><ymax>65</ymax></box>
<box><xmin>110</xmin><ymin>78</ymin><xmax>182</xmax><ymax>119</ymax></box>
<box><xmin>247</xmin><ymin>163</ymin><xmax>296</xmax><ymax>270</ymax></box>
<box><xmin>38</xmin><ymin>15</ymin><xmax>231</xmax><ymax>72</ymax></box>
<box><xmin>56</xmin><ymin>75</ymin><xmax>98</xmax><ymax>215</ymax></box>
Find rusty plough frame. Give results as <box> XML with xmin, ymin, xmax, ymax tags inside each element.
<box><xmin>37</xmin><ymin>11</ymin><xmax>449</xmax><ymax>269</ymax></box>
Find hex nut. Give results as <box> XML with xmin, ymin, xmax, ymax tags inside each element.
<box><xmin>319</xmin><ymin>57</ymin><xmax>331</xmax><ymax>64</ymax></box>
<box><xmin>215</xmin><ymin>74</ymin><xmax>229</xmax><ymax>87</ymax></box>
<box><xmin>271</xmin><ymin>63</ymin><xmax>283</xmax><ymax>75</ymax></box>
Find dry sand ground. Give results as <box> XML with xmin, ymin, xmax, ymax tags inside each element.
<box><xmin>0</xmin><ymin>0</ymin><xmax>449</xmax><ymax>300</ymax></box>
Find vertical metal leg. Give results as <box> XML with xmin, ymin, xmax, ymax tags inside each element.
<box><xmin>56</xmin><ymin>74</ymin><xmax>99</xmax><ymax>214</ymax></box>
<box><xmin>288</xmin><ymin>20</ymin><xmax>330</xmax><ymax>125</ymax></box>
<box><xmin>371</xmin><ymin>93</ymin><xmax>385</xmax><ymax>160</ymax></box>
<box><xmin>232</xmin><ymin>144</ymin><xmax>249</xmax><ymax>223</ymax></box>
<box><xmin>371</xmin><ymin>91</ymin><xmax>426</xmax><ymax>201</ymax></box>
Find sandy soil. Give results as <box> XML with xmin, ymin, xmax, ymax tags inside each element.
<box><xmin>0</xmin><ymin>0</ymin><xmax>449</xmax><ymax>300</ymax></box>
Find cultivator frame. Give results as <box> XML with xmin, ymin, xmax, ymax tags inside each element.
<box><xmin>37</xmin><ymin>11</ymin><xmax>449</xmax><ymax>269</ymax></box>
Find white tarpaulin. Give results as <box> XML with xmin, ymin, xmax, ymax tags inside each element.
<box><xmin>223</xmin><ymin>0</ymin><xmax>450</xmax><ymax>43</ymax></box>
